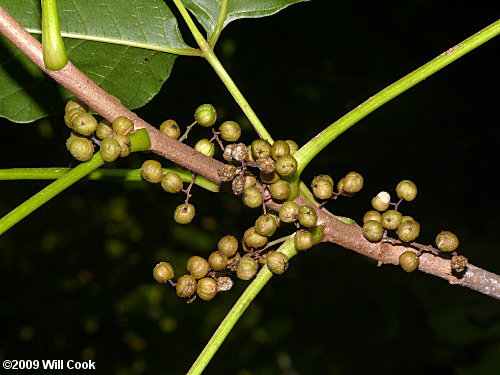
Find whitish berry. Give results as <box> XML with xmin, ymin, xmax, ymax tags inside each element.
<box><xmin>363</xmin><ymin>220</ymin><xmax>384</xmax><ymax>242</ymax></box>
<box><xmin>451</xmin><ymin>255</ymin><xmax>468</xmax><ymax>273</ymax></box>
<box><xmin>219</xmin><ymin>121</ymin><xmax>241</xmax><ymax>142</ymax></box>
<box><xmin>399</xmin><ymin>251</ymin><xmax>419</xmax><ymax>272</ymax></box>
<box><xmin>197</xmin><ymin>277</ymin><xmax>218</xmax><ymax>301</ymax></box>
<box><xmin>266</xmin><ymin>251</ymin><xmax>289</xmax><ymax>275</ymax></box>
<box><xmin>153</xmin><ymin>262</ymin><xmax>174</xmax><ymax>283</ymax></box>
<box><xmin>176</xmin><ymin>274</ymin><xmax>197</xmax><ymax>298</ymax></box>
<box><xmin>174</xmin><ymin>203</ymin><xmax>195</xmax><ymax>224</ymax></box>
<box><xmin>372</xmin><ymin>191</ymin><xmax>391</xmax><ymax>211</ymax></box>
<box><xmin>396</xmin><ymin>180</ymin><xmax>417</xmax><ymax>201</ymax></box>
<box><xmin>194</xmin><ymin>104</ymin><xmax>217</xmax><ymax>127</ymax></box>
<box><xmin>141</xmin><ymin>160</ymin><xmax>163</xmax><ymax>183</ymax></box>
<box><xmin>436</xmin><ymin>231</ymin><xmax>459</xmax><ymax>252</ymax></box>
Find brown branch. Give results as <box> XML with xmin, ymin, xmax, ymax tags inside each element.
<box><xmin>1</xmin><ymin>6</ymin><xmax>499</xmax><ymax>299</ymax></box>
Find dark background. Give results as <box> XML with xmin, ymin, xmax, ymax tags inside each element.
<box><xmin>1</xmin><ymin>1</ymin><xmax>499</xmax><ymax>374</ymax></box>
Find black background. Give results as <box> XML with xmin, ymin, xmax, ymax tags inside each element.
<box><xmin>1</xmin><ymin>1</ymin><xmax>499</xmax><ymax>374</ymax></box>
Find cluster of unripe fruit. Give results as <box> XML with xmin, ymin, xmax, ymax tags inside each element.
<box><xmin>360</xmin><ymin>180</ymin><xmax>466</xmax><ymax>273</ymax></box>
<box><xmin>64</xmin><ymin>100</ymin><xmax>135</xmax><ymax>162</ymax></box>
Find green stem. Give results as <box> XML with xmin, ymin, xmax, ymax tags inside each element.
<box><xmin>0</xmin><ymin>152</ymin><xmax>103</xmax><ymax>235</ymax></box>
<box><xmin>171</xmin><ymin>0</ymin><xmax>273</xmax><ymax>142</ymax></box>
<box><xmin>186</xmin><ymin>237</ymin><xmax>298</xmax><ymax>375</ymax></box>
<box><xmin>293</xmin><ymin>19</ymin><xmax>500</xmax><ymax>174</ymax></box>
<box><xmin>41</xmin><ymin>0</ymin><xmax>68</xmax><ymax>70</ymax></box>
<box><xmin>0</xmin><ymin>168</ymin><xmax>219</xmax><ymax>192</ymax></box>
<box><xmin>0</xmin><ymin>129</ymin><xmax>151</xmax><ymax>235</ymax></box>
<box><xmin>208</xmin><ymin>0</ymin><xmax>229</xmax><ymax>47</ymax></box>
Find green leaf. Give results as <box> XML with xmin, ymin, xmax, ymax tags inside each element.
<box><xmin>0</xmin><ymin>0</ymin><xmax>193</xmax><ymax>123</ymax></box>
<box><xmin>183</xmin><ymin>0</ymin><xmax>310</xmax><ymax>38</ymax></box>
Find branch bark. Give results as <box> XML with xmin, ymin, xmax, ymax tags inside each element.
<box><xmin>1</xmin><ymin>6</ymin><xmax>498</xmax><ymax>299</ymax></box>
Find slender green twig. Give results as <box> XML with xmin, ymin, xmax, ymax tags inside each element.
<box><xmin>208</xmin><ymin>0</ymin><xmax>229</xmax><ymax>47</ymax></box>
<box><xmin>293</xmin><ymin>19</ymin><xmax>500</xmax><ymax>174</ymax></box>
<box><xmin>41</xmin><ymin>0</ymin><xmax>68</xmax><ymax>70</ymax></box>
<box><xmin>0</xmin><ymin>129</ymin><xmax>151</xmax><ymax>235</ymax></box>
<box><xmin>0</xmin><ymin>168</ymin><xmax>219</xmax><ymax>192</ymax></box>
<box><xmin>171</xmin><ymin>0</ymin><xmax>272</xmax><ymax>142</ymax></box>
<box><xmin>186</xmin><ymin>237</ymin><xmax>298</xmax><ymax>375</ymax></box>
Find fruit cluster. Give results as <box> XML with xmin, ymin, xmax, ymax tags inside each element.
<box><xmin>360</xmin><ymin>180</ymin><xmax>466</xmax><ymax>273</ymax></box>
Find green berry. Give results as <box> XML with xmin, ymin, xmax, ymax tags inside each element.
<box><xmin>208</xmin><ymin>251</ymin><xmax>228</xmax><ymax>271</ymax></box>
<box><xmin>312</xmin><ymin>177</ymin><xmax>333</xmax><ymax>200</ymax></box>
<box><xmin>187</xmin><ymin>256</ymin><xmax>210</xmax><ymax>279</ymax></box>
<box><xmin>251</xmin><ymin>139</ymin><xmax>272</xmax><ymax>159</ymax></box>
<box><xmin>270</xmin><ymin>140</ymin><xmax>290</xmax><ymax>161</ymax></box>
<box><xmin>371</xmin><ymin>191</ymin><xmax>391</xmax><ymax>211</ymax></box>
<box><xmin>112</xmin><ymin>116</ymin><xmax>134</xmax><ymax>135</ymax></box>
<box><xmin>396</xmin><ymin>220</ymin><xmax>420</xmax><ymax>242</ymax></box>
<box><xmin>285</xmin><ymin>140</ymin><xmax>299</xmax><ymax>155</ymax></box>
<box><xmin>401</xmin><ymin>215</ymin><xmax>415</xmax><ymax>223</ymax></box>
<box><xmin>65</xmin><ymin>99</ymin><xmax>88</xmax><ymax>113</ymax></box>
<box><xmin>435</xmin><ymin>231</ymin><xmax>459</xmax><ymax>252</ymax></box>
<box><xmin>309</xmin><ymin>225</ymin><xmax>325</xmax><ymax>245</ymax></box>
<box><xmin>194</xmin><ymin>138</ymin><xmax>215</xmax><ymax>157</ymax></box>
<box><xmin>399</xmin><ymin>251</ymin><xmax>419</xmax><ymax>272</ymax></box>
<box><xmin>153</xmin><ymin>262</ymin><xmax>174</xmax><ymax>283</ymax></box>
<box><xmin>197</xmin><ymin>277</ymin><xmax>218</xmax><ymax>301</ymax></box>
<box><xmin>243</xmin><ymin>226</ymin><xmax>268</xmax><ymax>249</ymax></box>
<box><xmin>242</xmin><ymin>187</ymin><xmax>263</xmax><ymax>208</ymax></box>
<box><xmin>112</xmin><ymin>134</ymin><xmax>131</xmax><ymax>157</ymax></box>
<box><xmin>194</xmin><ymin>104</ymin><xmax>217</xmax><ymax>127</ymax></box>
<box><xmin>298</xmin><ymin>205</ymin><xmax>317</xmax><ymax>228</ymax></box>
<box><xmin>176</xmin><ymin>274</ymin><xmax>197</xmax><ymax>298</ymax></box>
<box><xmin>259</xmin><ymin>171</ymin><xmax>281</xmax><ymax>184</ymax></box>
<box><xmin>313</xmin><ymin>174</ymin><xmax>334</xmax><ymax>185</ymax></box>
<box><xmin>381</xmin><ymin>210</ymin><xmax>402</xmax><ymax>230</ymax></box>
<box><xmin>159</xmin><ymin>119</ymin><xmax>181</xmax><ymax>139</ymax></box>
<box><xmin>236</xmin><ymin>255</ymin><xmax>258</xmax><ymax>281</ymax></box>
<box><xmin>275</xmin><ymin>155</ymin><xmax>298</xmax><ymax>177</ymax></box>
<box><xmin>363</xmin><ymin>220</ymin><xmax>384</xmax><ymax>242</ymax></box>
<box><xmin>64</xmin><ymin>108</ymin><xmax>85</xmax><ymax>128</ymax></box>
<box><xmin>255</xmin><ymin>214</ymin><xmax>278</xmax><ymax>237</ymax></box>
<box><xmin>67</xmin><ymin>136</ymin><xmax>94</xmax><ymax>161</ymax></box>
<box><xmin>342</xmin><ymin>171</ymin><xmax>364</xmax><ymax>194</ymax></box>
<box><xmin>219</xmin><ymin>121</ymin><xmax>241</xmax><ymax>142</ymax></box>
<box><xmin>266</xmin><ymin>251</ymin><xmax>289</xmax><ymax>275</ymax></box>
<box><xmin>218</xmin><ymin>235</ymin><xmax>238</xmax><ymax>257</ymax></box>
<box><xmin>161</xmin><ymin>172</ymin><xmax>183</xmax><ymax>193</ymax></box>
<box><xmin>279</xmin><ymin>201</ymin><xmax>300</xmax><ymax>223</ymax></box>
<box><xmin>96</xmin><ymin>119</ymin><xmax>113</xmax><ymax>140</ymax></box>
<box><xmin>363</xmin><ymin>210</ymin><xmax>382</xmax><ymax>223</ymax></box>
<box><xmin>72</xmin><ymin>112</ymin><xmax>98</xmax><ymax>136</ymax></box>
<box><xmin>396</xmin><ymin>180</ymin><xmax>417</xmax><ymax>201</ymax></box>
<box><xmin>174</xmin><ymin>203</ymin><xmax>195</xmax><ymax>224</ymax></box>
<box><xmin>100</xmin><ymin>138</ymin><xmax>121</xmax><ymax>163</ymax></box>
<box><xmin>294</xmin><ymin>229</ymin><xmax>314</xmax><ymax>250</ymax></box>
<box><xmin>269</xmin><ymin>180</ymin><xmax>291</xmax><ymax>200</ymax></box>
<box><xmin>140</xmin><ymin>160</ymin><xmax>163</xmax><ymax>183</ymax></box>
